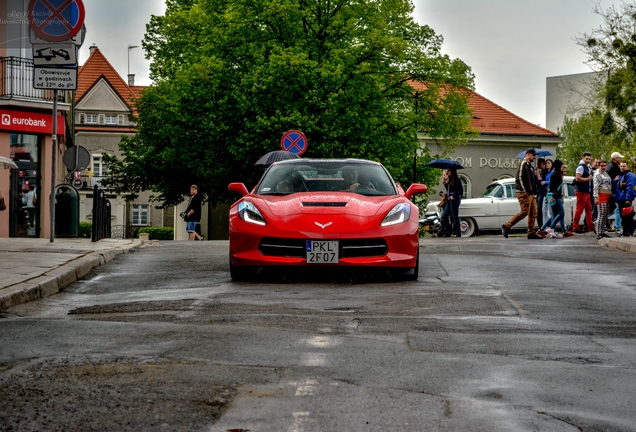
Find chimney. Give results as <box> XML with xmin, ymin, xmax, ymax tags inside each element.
<box><xmin>89</xmin><ymin>44</ymin><xmax>98</xmax><ymax>54</ymax></box>
<box><xmin>127</xmin><ymin>74</ymin><xmax>135</xmax><ymax>86</ymax></box>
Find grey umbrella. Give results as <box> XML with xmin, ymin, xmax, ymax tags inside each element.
<box><xmin>254</xmin><ymin>150</ymin><xmax>300</xmax><ymax>166</ymax></box>
<box><xmin>0</xmin><ymin>155</ymin><xmax>18</xmax><ymax>169</ymax></box>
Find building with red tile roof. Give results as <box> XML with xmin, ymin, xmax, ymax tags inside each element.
<box><xmin>409</xmin><ymin>81</ymin><xmax>562</xmax><ymax>200</ymax></box>
<box><xmin>74</xmin><ymin>46</ymin><xmax>172</xmax><ymax>235</ymax></box>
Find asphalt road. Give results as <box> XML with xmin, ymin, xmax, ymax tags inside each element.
<box><xmin>1</xmin><ymin>236</ymin><xmax>636</xmax><ymax>431</ymax></box>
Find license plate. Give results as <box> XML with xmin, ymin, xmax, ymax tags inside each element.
<box><xmin>423</xmin><ymin>225</ymin><xmax>430</xmax><ymax>231</ymax></box>
<box><xmin>306</xmin><ymin>240</ymin><xmax>339</xmax><ymax>264</ymax></box>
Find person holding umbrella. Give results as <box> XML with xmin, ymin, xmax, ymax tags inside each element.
<box><xmin>501</xmin><ymin>148</ymin><xmax>542</xmax><ymax>239</ymax></box>
<box><xmin>441</xmin><ymin>168</ymin><xmax>463</xmax><ymax>237</ymax></box>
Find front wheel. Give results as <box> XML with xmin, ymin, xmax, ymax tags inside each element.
<box><xmin>459</xmin><ymin>218</ymin><xmax>477</xmax><ymax>237</ymax></box>
<box><xmin>402</xmin><ymin>251</ymin><xmax>420</xmax><ymax>281</ymax></box>
<box><xmin>229</xmin><ymin>252</ymin><xmax>257</xmax><ymax>282</ymax></box>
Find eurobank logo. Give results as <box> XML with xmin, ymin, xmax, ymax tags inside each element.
<box><xmin>0</xmin><ymin>109</ymin><xmax>64</xmax><ymax>135</ymax></box>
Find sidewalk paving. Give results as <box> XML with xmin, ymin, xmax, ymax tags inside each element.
<box><xmin>1</xmin><ymin>235</ymin><xmax>635</xmax><ymax>312</ymax></box>
<box><xmin>0</xmin><ymin>237</ymin><xmax>150</xmax><ymax>311</ymax></box>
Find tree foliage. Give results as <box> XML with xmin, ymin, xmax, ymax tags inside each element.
<box><xmin>558</xmin><ymin>110</ymin><xmax>626</xmax><ymax>175</ymax></box>
<box><xmin>105</xmin><ymin>0</ymin><xmax>476</xmax><ymax>207</ymax></box>
<box><xmin>576</xmin><ymin>1</ymin><xmax>636</xmax><ymax>151</ymax></box>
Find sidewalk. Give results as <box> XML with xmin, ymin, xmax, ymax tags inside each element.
<box><xmin>0</xmin><ymin>237</ymin><xmax>148</xmax><ymax>311</ymax></box>
<box><xmin>1</xmin><ymin>235</ymin><xmax>635</xmax><ymax>312</ymax></box>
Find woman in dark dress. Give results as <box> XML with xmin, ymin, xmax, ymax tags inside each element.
<box><xmin>441</xmin><ymin>168</ymin><xmax>463</xmax><ymax>237</ymax></box>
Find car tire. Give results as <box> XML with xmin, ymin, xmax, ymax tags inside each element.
<box><xmin>229</xmin><ymin>253</ymin><xmax>257</xmax><ymax>282</ymax></box>
<box><xmin>402</xmin><ymin>251</ymin><xmax>419</xmax><ymax>281</ymax></box>
<box><xmin>459</xmin><ymin>218</ymin><xmax>477</xmax><ymax>237</ymax></box>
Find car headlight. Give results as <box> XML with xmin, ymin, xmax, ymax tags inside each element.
<box><xmin>381</xmin><ymin>203</ymin><xmax>411</xmax><ymax>226</ymax></box>
<box><xmin>238</xmin><ymin>201</ymin><xmax>266</xmax><ymax>226</ymax></box>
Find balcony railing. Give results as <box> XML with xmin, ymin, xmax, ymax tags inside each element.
<box><xmin>0</xmin><ymin>57</ymin><xmax>66</xmax><ymax>101</ymax></box>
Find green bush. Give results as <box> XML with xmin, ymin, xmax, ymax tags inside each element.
<box><xmin>79</xmin><ymin>222</ymin><xmax>92</xmax><ymax>238</ymax></box>
<box><xmin>137</xmin><ymin>227</ymin><xmax>174</xmax><ymax>240</ymax></box>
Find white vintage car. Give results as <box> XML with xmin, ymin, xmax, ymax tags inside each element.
<box><xmin>426</xmin><ymin>176</ymin><xmax>578</xmax><ymax>237</ymax></box>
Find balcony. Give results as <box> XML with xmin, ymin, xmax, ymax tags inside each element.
<box><xmin>0</xmin><ymin>57</ymin><xmax>66</xmax><ymax>102</ymax></box>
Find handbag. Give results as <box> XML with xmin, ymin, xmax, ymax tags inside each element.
<box><xmin>621</xmin><ymin>205</ymin><xmax>634</xmax><ymax>217</ymax></box>
<box><xmin>0</xmin><ymin>196</ymin><xmax>5</xmax><ymax>211</ymax></box>
<box><xmin>546</xmin><ymin>183</ymin><xmax>562</xmax><ymax>204</ymax></box>
<box><xmin>180</xmin><ymin>211</ymin><xmax>191</xmax><ymax>222</ymax></box>
<box><xmin>438</xmin><ymin>195</ymin><xmax>448</xmax><ymax>208</ymax></box>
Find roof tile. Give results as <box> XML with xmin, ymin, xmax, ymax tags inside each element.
<box><xmin>408</xmin><ymin>81</ymin><xmax>557</xmax><ymax>137</ymax></box>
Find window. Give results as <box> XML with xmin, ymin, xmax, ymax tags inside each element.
<box><xmin>132</xmin><ymin>204</ymin><xmax>149</xmax><ymax>226</ymax></box>
<box><xmin>458</xmin><ymin>174</ymin><xmax>471</xmax><ymax>199</ymax></box>
<box><xmin>105</xmin><ymin>115</ymin><xmax>118</xmax><ymax>124</ymax></box>
<box><xmin>92</xmin><ymin>154</ymin><xmax>109</xmax><ymax>187</ymax></box>
<box><xmin>85</xmin><ymin>114</ymin><xmax>97</xmax><ymax>124</ymax></box>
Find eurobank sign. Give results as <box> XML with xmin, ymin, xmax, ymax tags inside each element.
<box><xmin>0</xmin><ymin>109</ymin><xmax>65</xmax><ymax>135</ymax></box>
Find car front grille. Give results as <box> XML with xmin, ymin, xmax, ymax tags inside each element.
<box><xmin>259</xmin><ymin>237</ymin><xmax>388</xmax><ymax>258</ymax></box>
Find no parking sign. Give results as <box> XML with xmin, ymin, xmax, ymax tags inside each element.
<box><xmin>28</xmin><ymin>0</ymin><xmax>85</xmax><ymax>42</ymax></box>
<box><xmin>281</xmin><ymin>130</ymin><xmax>308</xmax><ymax>156</ymax></box>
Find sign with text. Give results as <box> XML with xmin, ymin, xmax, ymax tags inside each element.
<box><xmin>33</xmin><ymin>66</ymin><xmax>77</xmax><ymax>90</ymax></box>
<box><xmin>0</xmin><ymin>109</ymin><xmax>66</xmax><ymax>135</ymax></box>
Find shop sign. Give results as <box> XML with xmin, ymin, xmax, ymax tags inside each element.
<box><xmin>0</xmin><ymin>109</ymin><xmax>65</xmax><ymax>135</ymax></box>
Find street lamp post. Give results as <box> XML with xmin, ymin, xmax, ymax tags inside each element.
<box><xmin>127</xmin><ymin>45</ymin><xmax>139</xmax><ymax>76</ymax></box>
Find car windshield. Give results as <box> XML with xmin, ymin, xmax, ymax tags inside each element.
<box><xmin>256</xmin><ymin>161</ymin><xmax>397</xmax><ymax>196</ymax></box>
<box><xmin>482</xmin><ymin>183</ymin><xmax>504</xmax><ymax>198</ymax></box>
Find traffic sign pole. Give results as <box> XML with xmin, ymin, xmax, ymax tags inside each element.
<box><xmin>50</xmin><ymin>90</ymin><xmax>57</xmax><ymax>242</ymax></box>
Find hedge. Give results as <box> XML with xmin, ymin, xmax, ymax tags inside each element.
<box><xmin>79</xmin><ymin>222</ymin><xmax>92</xmax><ymax>238</ymax></box>
<box><xmin>137</xmin><ymin>227</ymin><xmax>174</xmax><ymax>240</ymax></box>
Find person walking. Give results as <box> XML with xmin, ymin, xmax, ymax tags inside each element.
<box><xmin>606</xmin><ymin>152</ymin><xmax>623</xmax><ymax>234</ymax></box>
<box><xmin>439</xmin><ymin>170</ymin><xmax>451</xmax><ymax>237</ymax></box>
<box><xmin>540</xmin><ymin>159</ymin><xmax>554</xmax><ymax>227</ymax></box>
<box><xmin>441</xmin><ymin>168</ymin><xmax>463</xmax><ymax>237</ymax></box>
<box><xmin>185</xmin><ymin>184</ymin><xmax>204</xmax><ymax>241</ymax></box>
<box><xmin>538</xmin><ymin>160</ymin><xmax>573</xmax><ymax>238</ymax></box>
<box><xmin>572</xmin><ymin>152</ymin><xmax>595</xmax><ymax>233</ymax></box>
<box><xmin>502</xmin><ymin>148</ymin><xmax>542</xmax><ymax>239</ymax></box>
<box><xmin>535</xmin><ymin>158</ymin><xmax>546</xmax><ymax>227</ymax></box>
<box><xmin>615</xmin><ymin>162</ymin><xmax>636</xmax><ymax>237</ymax></box>
<box><xmin>593</xmin><ymin>160</ymin><xmax>612</xmax><ymax>239</ymax></box>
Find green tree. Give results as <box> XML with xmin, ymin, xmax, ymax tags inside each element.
<box><xmin>105</xmin><ymin>0</ymin><xmax>476</xmax><ymax>207</ymax></box>
<box><xmin>558</xmin><ymin>110</ymin><xmax>626</xmax><ymax>175</ymax></box>
<box><xmin>577</xmin><ymin>1</ymin><xmax>636</xmax><ymax>154</ymax></box>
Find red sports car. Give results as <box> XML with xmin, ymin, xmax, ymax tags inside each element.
<box><xmin>228</xmin><ymin>159</ymin><xmax>427</xmax><ymax>281</ymax></box>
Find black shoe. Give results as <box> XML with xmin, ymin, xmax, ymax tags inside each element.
<box><xmin>527</xmin><ymin>233</ymin><xmax>544</xmax><ymax>239</ymax></box>
<box><xmin>501</xmin><ymin>225</ymin><xmax>510</xmax><ymax>238</ymax></box>
<box><xmin>599</xmin><ymin>233</ymin><xmax>609</xmax><ymax>238</ymax></box>
<box><xmin>452</xmin><ymin>233</ymin><xmax>461</xmax><ymax>238</ymax></box>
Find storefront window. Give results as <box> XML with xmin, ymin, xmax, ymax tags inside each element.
<box><xmin>9</xmin><ymin>134</ymin><xmax>40</xmax><ymax>237</ymax></box>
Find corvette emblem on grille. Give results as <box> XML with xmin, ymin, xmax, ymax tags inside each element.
<box><xmin>314</xmin><ymin>221</ymin><xmax>333</xmax><ymax>229</ymax></box>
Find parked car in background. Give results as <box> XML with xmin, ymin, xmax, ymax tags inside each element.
<box><xmin>425</xmin><ymin>176</ymin><xmax>577</xmax><ymax>237</ymax></box>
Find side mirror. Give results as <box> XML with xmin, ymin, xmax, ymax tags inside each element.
<box><xmin>228</xmin><ymin>182</ymin><xmax>249</xmax><ymax>196</ymax></box>
<box><xmin>405</xmin><ymin>184</ymin><xmax>428</xmax><ymax>199</ymax></box>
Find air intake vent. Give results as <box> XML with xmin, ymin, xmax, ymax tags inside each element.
<box><xmin>302</xmin><ymin>202</ymin><xmax>347</xmax><ymax>207</ymax></box>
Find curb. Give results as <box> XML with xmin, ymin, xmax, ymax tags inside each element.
<box><xmin>0</xmin><ymin>241</ymin><xmax>145</xmax><ymax>311</ymax></box>
<box><xmin>597</xmin><ymin>237</ymin><xmax>636</xmax><ymax>253</ymax></box>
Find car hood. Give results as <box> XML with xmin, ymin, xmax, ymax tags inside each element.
<box><xmin>256</xmin><ymin>193</ymin><xmax>397</xmax><ymax>217</ymax></box>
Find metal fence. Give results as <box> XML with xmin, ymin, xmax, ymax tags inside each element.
<box><xmin>0</xmin><ymin>56</ymin><xmax>65</xmax><ymax>101</ymax></box>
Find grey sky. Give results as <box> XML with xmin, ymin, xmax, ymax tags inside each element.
<box><xmin>79</xmin><ymin>0</ymin><xmax>622</xmax><ymax>127</ymax></box>
<box><xmin>414</xmin><ymin>0</ymin><xmax>624</xmax><ymax>127</ymax></box>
